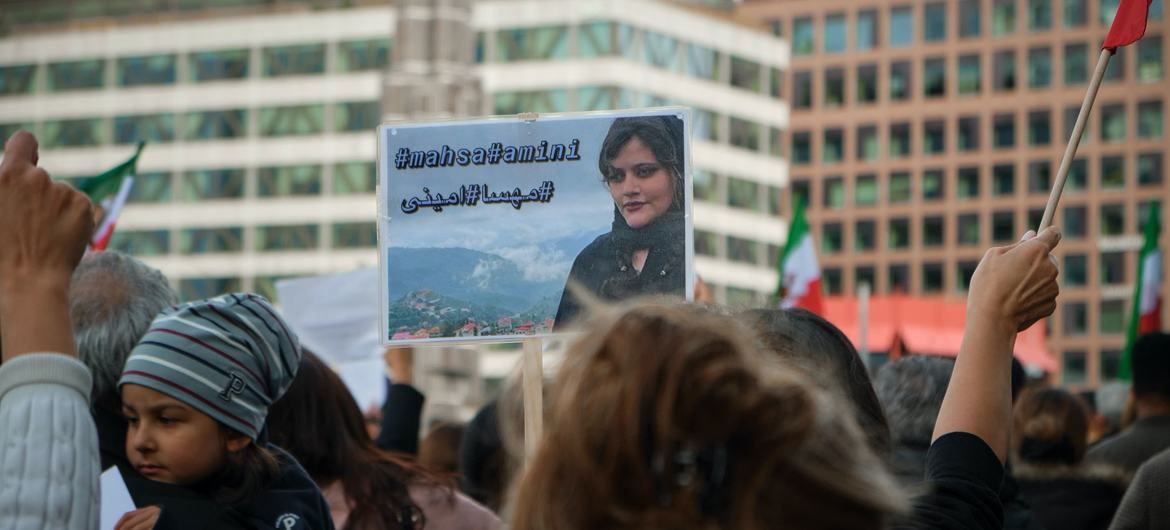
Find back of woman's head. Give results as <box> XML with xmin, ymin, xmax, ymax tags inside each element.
<box><xmin>742</xmin><ymin>308</ymin><xmax>891</xmax><ymax>456</ymax></box>
<box><xmin>1013</xmin><ymin>386</ymin><xmax>1090</xmax><ymax>466</ymax></box>
<box><xmin>510</xmin><ymin>300</ymin><xmax>905</xmax><ymax>530</ymax></box>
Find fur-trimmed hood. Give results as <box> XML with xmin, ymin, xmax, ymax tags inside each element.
<box><xmin>1012</xmin><ymin>461</ymin><xmax>1131</xmax><ymax>489</ymax></box>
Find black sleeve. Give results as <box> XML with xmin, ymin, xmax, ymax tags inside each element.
<box><xmin>898</xmin><ymin>432</ymin><xmax>1005</xmax><ymax>530</ymax></box>
<box><xmin>374</xmin><ymin>380</ymin><xmax>425</xmax><ymax>455</ymax></box>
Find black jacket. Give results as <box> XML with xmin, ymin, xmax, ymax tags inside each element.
<box><xmin>554</xmin><ymin>231</ymin><xmax>685</xmax><ymax>328</ymax></box>
<box><xmin>897</xmin><ymin>432</ymin><xmax>1005</xmax><ymax>530</ymax></box>
<box><xmin>1013</xmin><ymin>462</ymin><xmax>1129</xmax><ymax>530</ymax></box>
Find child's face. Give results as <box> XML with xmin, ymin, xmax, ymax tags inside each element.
<box><xmin>121</xmin><ymin>383</ymin><xmax>250</xmax><ymax>485</ymax></box>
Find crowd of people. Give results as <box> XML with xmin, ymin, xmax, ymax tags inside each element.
<box><xmin>2</xmin><ymin>127</ymin><xmax>1169</xmax><ymax>530</ymax></box>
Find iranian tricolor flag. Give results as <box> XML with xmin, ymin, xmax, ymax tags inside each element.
<box><xmin>776</xmin><ymin>199</ymin><xmax>823</xmax><ymax>314</ymax></box>
<box><xmin>80</xmin><ymin>142</ymin><xmax>144</xmax><ymax>252</ymax></box>
<box><xmin>1120</xmin><ymin>202</ymin><xmax>1162</xmax><ymax>381</ymax></box>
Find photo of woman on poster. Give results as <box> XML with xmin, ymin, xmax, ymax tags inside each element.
<box><xmin>553</xmin><ymin>114</ymin><xmax>687</xmax><ymax>328</ymax></box>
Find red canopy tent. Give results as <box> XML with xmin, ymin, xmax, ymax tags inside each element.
<box><xmin>822</xmin><ymin>294</ymin><xmax>1056</xmax><ymax>373</ymax></box>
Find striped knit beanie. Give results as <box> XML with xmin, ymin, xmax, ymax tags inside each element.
<box><xmin>119</xmin><ymin>293</ymin><xmax>300</xmax><ymax>440</ymax></box>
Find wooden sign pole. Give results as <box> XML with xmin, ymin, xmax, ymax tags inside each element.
<box><xmin>521</xmin><ymin>337</ymin><xmax>543</xmax><ymax>462</ymax></box>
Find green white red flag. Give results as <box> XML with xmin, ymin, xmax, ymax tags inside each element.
<box><xmin>1120</xmin><ymin>202</ymin><xmax>1162</xmax><ymax>381</ymax></box>
<box><xmin>776</xmin><ymin>198</ymin><xmax>823</xmax><ymax>314</ymax></box>
<box><xmin>79</xmin><ymin>142</ymin><xmax>143</xmax><ymax>252</ymax></box>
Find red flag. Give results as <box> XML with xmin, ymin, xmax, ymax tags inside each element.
<box><xmin>1103</xmin><ymin>0</ymin><xmax>1152</xmax><ymax>50</ymax></box>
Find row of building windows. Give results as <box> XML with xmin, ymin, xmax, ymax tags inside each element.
<box><xmin>474</xmin><ymin>21</ymin><xmax>783</xmax><ymax>99</ymax></box>
<box><xmin>63</xmin><ymin>162</ymin><xmax>376</xmax><ymax>203</ymax></box>
<box><xmin>694</xmin><ymin>170</ymin><xmax>785</xmax><ymax>217</ymax></box>
<box><xmin>790</xmin><ymin>101</ymin><xmax>1164</xmax><ymax>165</ymax></box>
<box><xmin>0</xmin><ymin>102</ymin><xmax>380</xmax><ymax>148</ymax></box>
<box><xmin>790</xmin><ymin>38</ymin><xmax>1163</xmax><ymax>109</ymax></box>
<box><xmin>0</xmin><ymin>40</ymin><xmax>389</xmax><ymax>95</ymax></box>
<box><xmin>1062</xmin><ymin>348</ymin><xmax>1126</xmax><ymax>385</ymax></box>
<box><xmin>109</xmin><ymin>222</ymin><xmax>378</xmax><ymax>256</ymax></box>
<box><xmin>781</xmin><ymin>0</ymin><xmax>1164</xmax><ymax>55</ymax></box>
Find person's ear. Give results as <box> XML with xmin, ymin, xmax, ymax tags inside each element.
<box><xmin>224</xmin><ymin>430</ymin><xmax>252</xmax><ymax>453</ymax></box>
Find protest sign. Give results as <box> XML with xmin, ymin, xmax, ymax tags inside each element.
<box><xmin>378</xmin><ymin>108</ymin><xmax>694</xmax><ymax>344</ymax></box>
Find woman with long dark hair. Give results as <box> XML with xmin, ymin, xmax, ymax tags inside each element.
<box><xmin>267</xmin><ymin>352</ymin><xmax>500</xmax><ymax>530</ymax></box>
<box><xmin>553</xmin><ymin>114</ymin><xmax>687</xmax><ymax>328</ymax></box>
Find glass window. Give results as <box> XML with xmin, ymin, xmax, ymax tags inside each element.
<box><xmin>958</xmin><ymin>167</ymin><xmax>981</xmax><ymax>198</ymax></box>
<box><xmin>579</xmin><ymin>21</ymin><xmax>617</xmax><ymax>59</ymax></box>
<box><xmin>889</xmin><ymin>172</ymin><xmax>911</xmax><ymax>202</ymax></box>
<box><xmin>960</xmin><ymin>0</ymin><xmax>983</xmax><ymax>37</ymax></box>
<box><xmin>695</xmin><ymin>230</ymin><xmax>718</xmax><ymax>256</ymax></box>
<box><xmin>992</xmin><ymin>0</ymin><xmax>1017</xmax><ymax>35</ymax></box>
<box><xmin>685</xmin><ymin>42</ymin><xmax>720</xmax><ymax>81</ymax></box>
<box><xmin>496</xmin><ymin>26</ymin><xmax>569</xmax><ymax>62</ymax></box>
<box><xmin>857</xmin><ymin>64</ymin><xmax>878</xmax><ymax>103</ymax></box>
<box><xmin>992</xmin><ymin>211</ymin><xmax>1016</xmax><ymax>242</ymax></box>
<box><xmin>114</xmin><ymin>113</ymin><xmax>174</xmax><ymax>144</ymax></box>
<box><xmin>994</xmin><ymin>50</ymin><xmax>1017</xmax><ymax>91</ymax></box>
<box><xmin>824</xmin><ymin>176</ymin><xmax>845</xmax><ymax>208</ymax></box>
<box><xmin>792</xmin><ymin>71</ymin><xmax>812</xmax><ymax>109</ymax></box>
<box><xmin>577</xmin><ymin>85</ymin><xmax>633</xmax><ymax>112</ymax></box>
<box><xmin>857</xmin><ymin>125</ymin><xmax>879</xmax><ymax>160</ymax></box>
<box><xmin>182</xmin><ymin>168</ymin><xmax>244</xmax><ymax>201</ymax></box>
<box><xmin>333</xmin><ymin>162</ymin><xmax>376</xmax><ymax>194</ymax></box>
<box><xmin>1064</xmin><ymin>254</ymin><xmax>1088</xmax><ymax>286</ymax></box>
<box><xmin>791</xmin><ymin>180</ymin><xmax>810</xmax><ymax>208</ymax></box>
<box><xmin>1062</xmin><ymin>350</ymin><xmax>1087</xmax><ymax>384</ymax></box>
<box><xmin>769</xmin><ymin>68</ymin><xmax>783</xmax><ymax>100</ymax></box>
<box><xmin>42</xmin><ymin>118</ymin><xmax>105</xmax><ymax>148</ymax></box>
<box><xmin>823</xmin><ymin>222</ymin><xmax>843</xmax><ymax>254</ymax></box>
<box><xmin>1028</xmin><ymin>160</ymin><xmax>1052</xmax><ymax>193</ymax></box>
<box><xmin>1064</xmin><ymin>0</ymin><xmax>1087</xmax><ymax>26</ymax></box>
<box><xmin>693</xmin><ymin>169</ymin><xmax>717</xmax><ymax>201</ymax></box>
<box><xmin>1100</xmin><ymin>103</ymin><xmax>1126</xmax><ymax>142</ymax></box>
<box><xmin>856</xmin><ymin>174</ymin><xmax>878</xmax><ymax>205</ymax></box>
<box><xmin>1100</xmin><ymin>204</ymin><xmax>1126</xmax><ymax>236</ymax></box>
<box><xmin>1104</xmin><ymin>47</ymin><xmax>1126</xmax><ymax>82</ymax></box>
<box><xmin>128</xmin><ymin>171</ymin><xmax>172</xmax><ymax>204</ymax></box>
<box><xmin>923</xmin><ymin>169</ymin><xmax>945</xmax><ymax>200</ymax></box>
<box><xmin>1138</xmin><ymin>100</ymin><xmax>1164</xmax><ymax>138</ymax></box>
<box><xmin>792</xmin><ymin>17</ymin><xmax>815</xmax><ymax>56</ymax></box>
<box><xmin>1068</xmin><ymin>158</ymin><xmax>1089</xmax><ymax>191</ymax></box>
<box><xmin>994</xmin><ymin>113</ymin><xmax>1016</xmax><ymax>148</ymax></box>
<box><xmin>889</xmin><ymin>264</ymin><xmax>910</xmax><ymax>292</ymax></box>
<box><xmin>1063</xmin><ymin>302</ymin><xmax>1088</xmax><ymax>335</ymax></box>
<box><xmin>1029</xmin><ymin>0</ymin><xmax>1053</xmax><ymax>30</ymax></box>
<box><xmin>1100</xmin><ymin>299</ymin><xmax>1126</xmax><ymax>334</ymax></box>
<box><xmin>1102</xmin><ymin>349</ymin><xmax>1124</xmax><ymax>382</ymax></box>
<box><xmin>257</xmin><ymin>224</ymin><xmax>318</xmax><ymax>251</ymax></box>
<box><xmin>494</xmin><ymin>89</ymin><xmax>569</xmax><ymax>114</ymax></box>
<box><xmin>958</xmin><ymin>54</ymin><xmax>981</xmax><ymax>95</ymax></box>
<box><xmin>0</xmin><ymin>64</ymin><xmax>37</xmax><ymax>95</ymax></box>
<box><xmin>767</xmin><ymin>185</ymin><xmax>783</xmax><ymax>217</ymax></box>
<box><xmin>956</xmin><ymin>261</ymin><xmax>980</xmax><ymax>292</ymax></box>
<box><xmin>189</xmin><ymin>49</ymin><xmax>249</xmax><ymax>82</ymax></box>
<box><xmin>922</xmin><ymin>262</ymin><xmax>944</xmax><ymax>293</ymax></box>
<box><xmin>924</xmin><ymin>120</ymin><xmax>945</xmax><ymax>154</ymax></box>
<box><xmin>824</xmin><ymin>68</ymin><xmax>845</xmax><ymax>107</ymax></box>
<box><xmin>823</xmin><ymin>268</ymin><xmax>843</xmax><ymax>294</ymax></box>
<box><xmin>730</xmin><ymin>118</ymin><xmax>761</xmax><ymax>151</ymax></box>
<box><xmin>924</xmin><ymin>216</ymin><xmax>945</xmax><ymax>247</ymax></box>
<box><xmin>260</xmin><ymin>104</ymin><xmax>324</xmax><ymax>137</ymax></box>
<box><xmin>110</xmin><ymin>229</ymin><xmax>169</xmax><ymax>256</ymax></box>
<box><xmin>1065</xmin><ymin>105</ymin><xmax>1091</xmax><ymax>144</ymax></box>
<box><xmin>888</xmin><ymin>218</ymin><xmax>910</xmax><ymax>249</ymax></box>
<box><xmin>642</xmin><ymin>31</ymin><xmax>681</xmax><ymax>71</ymax></box>
<box><xmin>1138</xmin><ymin>36</ymin><xmax>1163</xmax><ymax>82</ymax></box>
<box><xmin>856</xmin><ymin>220</ymin><xmax>876</xmax><ymax>251</ymax></box>
<box><xmin>993</xmin><ymin>164</ymin><xmax>1016</xmax><ymax>195</ymax></box>
<box><xmin>185</xmin><ymin>109</ymin><xmax>246</xmax><ymax>140</ymax></box>
<box><xmin>0</xmin><ymin>123</ymin><xmax>34</xmax><ymax>147</ymax></box>
<box><xmin>924</xmin><ymin>57</ymin><xmax>946</xmax><ymax>97</ymax></box>
<box><xmin>1064</xmin><ymin>43</ymin><xmax>1089</xmax><ymax>85</ymax></box>
<box><xmin>1100</xmin><ymin>0</ymin><xmax>1121</xmax><ymax>25</ymax></box>
<box><xmin>1064</xmin><ymin>205</ymin><xmax>1087</xmax><ymax>238</ymax></box>
<box><xmin>1138</xmin><ymin>152</ymin><xmax>1163</xmax><ymax>185</ymax></box>
<box><xmin>335</xmin><ymin>101</ymin><xmax>381</xmax><ymax>133</ymax></box>
<box><xmin>824</xmin><ymin>13</ymin><xmax>846</xmax><ymax>53</ymax></box>
<box><xmin>792</xmin><ymin>131</ymin><xmax>811</xmax><ymax>164</ymax></box>
<box><xmin>1101</xmin><ymin>252</ymin><xmax>1126</xmax><ymax>285</ymax></box>
<box><xmin>890</xmin><ymin>61</ymin><xmax>912</xmax><ymax>101</ymax></box>
<box><xmin>889</xmin><ymin>6</ymin><xmax>914</xmax><ymax>47</ymax></box>
<box><xmin>925</xmin><ymin>3</ymin><xmax>947</xmax><ymax>41</ymax></box>
<box><xmin>117</xmin><ymin>54</ymin><xmax>176</xmax><ymax>87</ymax></box>
<box><xmin>179</xmin><ymin>278</ymin><xmax>241</xmax><ymax>302</ymax></box>
<box><xmin>958</xmin><ymin>212</ymin><xmax>981</xmax><ymax>245</ymax></box>
<box><xmin>46</xmin><ymin>59</ymin><xmax>104</xmax><ymax>92</ymax></box>
<box><xmin>180</xmin><ymin>227</ymin><xmax>243</xmax><ymax>253</ymax></box>
<box><xmin>1029</xmin><ymin>109</ymin><xmax>1051</xmax><ymax>146</ymax></box>
<box><xmin>257</xmin><ymin>165</ymin><xmax>321</xmax><ymax>197</ymax></box>
<box><xmin>727</xmin><ymin>177</ymin><xmax>759</xmax><ymax>211</ymax></box>
<box><xmin>727</xmin><ymin>236</ymin><xmax>759</xmax><ymax>264</ymax></box>
<box><xmin>857</xmin><ymin>266</ymin><xmax>877</xmax><ymax>291</ymax></box>
<box><xmin>1028</xmin><ymin>47</ymin><xmax>1052</xmax><ymax>88</ymax></box>
<box><xmin>856</xmin><ymin>10</ymin><xmax>878</xmax><ymax>51</ymax></box>
<box><xmin>337</xmin><ymin>39</ymin><xmax>390</xmax><ymax>72</ymax></box>
<box><xmin>889</xmin><ymin>122</ymin><xmax>911</xmax><ymax>158</ymax></box>
<box><xmin>262</xmin><ymin>44</ymin><xmax>325</xmax><ymax>76</ymax></box>
<box><xmin>958</xmin><ymin>116</ymin><xmax>981</xmax><ymax>151</ymax></box>
<box><xmin>823</xmin><ymin>128</ymin><xmax>843</xmax><ymax>163</ymax></box>
<box><xmin>730</xmin><ymin>56</ymin><xmax>761</xmax><ymax>92</ymax></box>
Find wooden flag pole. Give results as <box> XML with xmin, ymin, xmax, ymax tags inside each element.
<box><xmin>1039</xmin><ymin>48</ymin><xmax>1113</xmax><ymax>231</ymax></box>
<box><xmin>521</xmin><ymin>337</ymin><xmax>544</xmax><ymax>462</ymax></box>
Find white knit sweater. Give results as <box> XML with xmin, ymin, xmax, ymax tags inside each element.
<box><xmin>0</xmin><ymin>353</ymin><xmax>100</xmax><ymax>530</ymax></box>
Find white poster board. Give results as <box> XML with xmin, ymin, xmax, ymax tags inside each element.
<box><xmin>378</xmin><ymin>108</ymin><xmax>694</xmax><ymax>344</ymax></box>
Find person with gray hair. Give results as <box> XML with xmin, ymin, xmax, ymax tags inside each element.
<box><xmin>874</xmin><ymin>355</ymin><xmax>955</xmax><ymax>486</ymax></box>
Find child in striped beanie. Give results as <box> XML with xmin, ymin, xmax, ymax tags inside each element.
<box><xmin>117</xmin><ymin>293</ymin><xmax>331</xmax><ymax>529</ymax></box>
